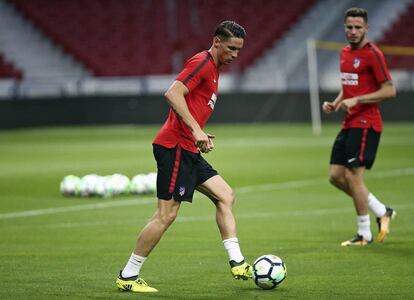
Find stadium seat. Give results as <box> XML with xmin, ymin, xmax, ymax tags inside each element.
<box><xmin>379</xmin><ymin>2</ymin><xmax>414</xmax><ymax>69</ymax></box>
<box><xmin>10</xmin><ymin>0</ymin><xmax>315</xmax><ymax>76</ymax></box>
<box><xmin>0</xmin><ymin>53</ymin><xmax>23</xmax><ymax>79</ymax></box>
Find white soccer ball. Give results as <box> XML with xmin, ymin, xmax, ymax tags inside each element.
<box><xmin>129</xmin><ymin>174</ymin><xmax>149</xmax><ymax>194</ymax></box>
<box><xmin>252</xmin><ymin>254</ymin><xmax>287</xmax><ymax>289</ymax></box>
<box><xmin>60</xmin><ymin>175</ymin><xmax>81</xmax><ymax>196</ymax></box>
<box><xmin>93</xmin><ymin>176</ymin><xmax>113</xmax><ymax>197</ymax></box>
<box><xmin>102</xmin><ymin>175</ymin><xmax>116</xmax><ymax>197</ymax></box>
<box><xmin>108</xmin><ymin>173</ymin><xmax>130</xmax><ymax>195</ymax></box>
<box><xmin>143</xmin><ymin>172</ymin><xmax>157</xmax><ymax>193</ymax></box>
<box><xmin>78</xmin><ymin>174</ymin><xmax>100</xmax><ymax>197</ymax></box>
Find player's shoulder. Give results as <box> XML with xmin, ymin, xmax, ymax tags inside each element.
<box><xmin>341</xmin><ymin>45</ymin><xmax>351</xmax><ymax>53</ymax></box>
<box><xmin>182</xmin><ymin>51</ymin><xmax>215</xmax><ymax>76</ymax></box>
<box><xmin>185</xmin><ymin>51</ymin><xmax>211</xmax><ymax>65</ymax></box>
<box><xmin>364</xmin><ymin>41</ymin><xmax>384</xmax><ymax>56</ymax></box>
<box><xmin>341</xmin><ymin>42</ymin><xmax>383</xmax><ymax>55</ymax></box>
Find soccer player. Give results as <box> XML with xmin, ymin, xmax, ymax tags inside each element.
<box><xmin>322</xmin><ymin>7</ymin><xmax>397</xmax><ymax>246</ymax></box>
<box><xmin>116</xmin><ymin>21</ymin><xmax>252</xmax><ymax>292</ymax></box>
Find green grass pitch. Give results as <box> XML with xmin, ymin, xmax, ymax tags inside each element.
<box><xmin>0</xmin><ymin>123</ymin><xmax>413</xmax><ymax>299</ymax></box>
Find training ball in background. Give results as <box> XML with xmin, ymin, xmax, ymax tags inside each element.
<box><xmin>129</xmin><ymin>174</ymin><xmax>149</xmax><ymax>194</ymax></box>
<box><xmin>61</xmin><ymin>172</ymin><xmax>157</xmax><ymax>198</ymax></box>
<box><xmin>78</xmin><ymin>174</ymin><xmax>100</xmax><ymax>197</ymax></box>
<box><xmin>108</xmin><ymin>173</ymin><xmax>130</xmax><ymax>195</ymax></box>
<box><xmin>93</xmin><ymin>176</ymin><xmax>112</xmax><ymax>197</ymax></box>
<box><xmin>143</xmin><ymin>172</ymin><xmax>157</xmax><ymax>193</ymax></box>
<box><xmin>129</xmin><ymin>172</ymin><xmax>157</xmax><ymax>194</ymax></box>
<box><xmin>252</xmin><ymin>254</ymin><xmax>287</xmax><ymax>290</ymax></box>
<box><xmin>60</xmin><ymin>175</ymin><xmax>81</xmax><ymax>196</ymax></box>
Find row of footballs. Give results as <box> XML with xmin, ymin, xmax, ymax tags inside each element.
<box><xmin>60</xmin><ymin>173</ymin><xmax>157</xmax><ymax>197</ymax></box>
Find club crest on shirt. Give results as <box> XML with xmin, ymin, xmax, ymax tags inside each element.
<box><xmin>353</xmin><ymin>58</ymin><xmax>360</xmax><ymax>69</ymax></box>
<box><xmin>179</xmin><ymin>186</ymin><xmax>186</xmax><ymax>196</ymax></box>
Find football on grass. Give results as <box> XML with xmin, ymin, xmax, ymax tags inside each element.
<box><xmin>252</xmin><ymin>254</ymin><xmax>287</xmax><ymax>289</ymax></box>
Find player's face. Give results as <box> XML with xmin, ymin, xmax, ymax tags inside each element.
<box><xmin>216</xmin><ymin>37</ymin><xmax>244</xmax><ymax>66</ymax></box>
<box><xmin>344</xmin><ymin>16</ymin><xmax>368</xmax><ymax>48</ymax></box>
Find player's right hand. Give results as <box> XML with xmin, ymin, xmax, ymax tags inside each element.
<box><xmin>193</xmin><ymin>130</ymin><xmax>214</xmax><ymax>153</ymax></box>
<box><xmin>322</xmin><ymin>101</ymin><xmax>335</xmax><ymax>114</ymax></box>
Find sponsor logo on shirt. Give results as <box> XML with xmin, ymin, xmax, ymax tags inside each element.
<box><xmin>341</xmin><ymin>72</ymin><xmax>359</xmax><ymax>86</ymax></box>
<box><xmin>207</xmin><ymin>93</ymin><xmax>217</xmax><ymax>110</ymax></box>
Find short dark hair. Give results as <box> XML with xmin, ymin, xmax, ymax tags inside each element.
<box><xmin>344</xmin><ymin>7</ymin><xmax>368</xmax><ymax>23</ymax></box>
<box><xmin>214</xmin><ymin>21</ymin><xmax>246</xmax><ymax>41</ymax></box>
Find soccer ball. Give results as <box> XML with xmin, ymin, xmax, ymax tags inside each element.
<box><xmin>78</xmin><ymin>174</ymin><xmax>100</xmax><ymax>197</ymax></box>
<box><xmin>252</xmin><ymin>254</ymin><xmax>287</xmax><ymax>289</ymax></box>
<box><xmin>108</xmin><ymin>173</ymin><xmax>130</xmax><ymax>195</ymax></box>
<box><xmin>93</xmin><ymin>176</ymin><xmax>112</xmax><ymax>198</ymax></box>
<box><xmin>143</xmin><ymin>172</ymin><xmax>157</xmax><ymax>193</ymax></box>
<box><xmin>129</xmin><ymin>174</ymin><xmax>149</xmax><ymax>194</ymax></box>
<box><xmin>60</xmin><ymin>175</ymin><xmax>81</xmax><ymax>196</ymax></box>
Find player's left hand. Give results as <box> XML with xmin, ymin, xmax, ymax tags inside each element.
<box><xmin>195</xmin><ymin>132</ymin><xmax>215</xmax><ymax>153</ymax></box>
<box><xmin>199</xmin><ymin>133</ymin><xmax>215</xmax><ymax>153</ymax></box>
<box><xmin>335</xmin><ymin>97</ymin><xmax>359</xmax><ymax>112</ymax></box>
<box><xmin>205</xmin><ymin>133</ymin><xmax>215</xmax><ymax>153</ymax></box>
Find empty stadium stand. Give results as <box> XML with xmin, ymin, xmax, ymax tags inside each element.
<box><xmin>0</xmin><ymin>52</ymin><xmax>22</xmax><ymax>79</ymax></box>
<box><xmin>2</xmin><ymin>0</ymin><xmax>413</xmax><ymax>98</ymax></box>
<box><xmin>378</xmin><ymin>1</ymin><xmax>414</xmax><ymax>69</ymax></box>
<box><xmin>10</xmin><ymin>0</ymin><xmax>315</xmax><ymax>76</ymax></box>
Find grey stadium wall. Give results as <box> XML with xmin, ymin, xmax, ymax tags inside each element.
<box><xmin>0</xmin><ymin>92</ymin><xmax>413</xmax><ymax>129</ymax></box>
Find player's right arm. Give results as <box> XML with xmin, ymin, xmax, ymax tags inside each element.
<box><xmin>164</xmin><ymin>81</ymin><xmax>213</xmax><ymax>153</ymax></box>
<box><xmin>322</xmin><ymin>90</ymin><xmax>343</xmax><ymax>114</ymax></box>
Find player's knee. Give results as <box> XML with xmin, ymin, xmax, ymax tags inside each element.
<box><xmin>155</xmin><ymin>209</ymin><xmax>178</xmax><ymax>227</ymax></box>
<box><xmin>344</xmin><ymin>170</ymin><xmax>358</xmax><ymax>184</ymax></box>
<box><xmin>329</xmin><ymin>172</ymin><xmax>343</xmax><ymax>187</ymax></box>
<box><xmin>223</xmin><ymin>189</ymin><xmax>236</xmax><ymax>207</ymax></box>
<box><xmin>216</xmin><ymin>188</ymin><xmax>235</xmax><ymax>209</ymax></box>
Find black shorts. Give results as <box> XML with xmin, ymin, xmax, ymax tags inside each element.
<box><xmin>153</xmin><ymin>144</ymin><xmax>218</xmax><ymax>202</ymax></box>
<box><xmin>330</xmin><ymin>127</ymin><xmax>381</xmax><ymax>170</ymax></box>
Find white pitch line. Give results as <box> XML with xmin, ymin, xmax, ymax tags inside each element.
<box><xmin>232</xmin><ymin>167</ymin><xmax>414</xmax><ymax>194</ymax></box>
<box><xmin>177</xmin><ymin>204</ymin><xmax>414</xmax><ymax>223</ymax></box>
<box><xmin>0</xmin><ymin>198</ymin><xmax>155</xmax><ymax>220</ymax></box>
<box><xmin>177</xmin><ymin>207</ymin><xmax>353</xmax><ymax>223</ymax></box>
<box><xmin>8</xmin><ymin>203</ymin><xmax>414</xmax><ymax>230</ymax></box>
<box><xmin>0</xmin><ymin>167</ymin><xmax>413</xmax><ymax>220</ymax></box>
<box><xmin>5</xmin><ymin>207</ymin><xmax>358</xmax><ymax>229</ymax></box>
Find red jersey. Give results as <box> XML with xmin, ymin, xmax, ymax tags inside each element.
<box><xmin>340</xmin><ymin>42</ymin><xmax>391</xmax><ymax>132</ymax></box>
<box><xmin>153</xmin><ymin>51</ymin><xmax>219</xmax><ymax>153</ymax></box>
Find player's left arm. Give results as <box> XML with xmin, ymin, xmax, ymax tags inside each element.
<box><xmin>357</xmin><ymin>80</ymin><xmax>396</xmax><ymax>104</ymax></box>
<box><xmin>337</xmin><ymin>80</ymin><xmax>396</xmax><ymax>112</ymax></box>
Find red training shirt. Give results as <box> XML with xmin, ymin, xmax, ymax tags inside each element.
<box><xmin>153</xmin><ymin>51</ymin><xmax>219</xmax><ymax>153</ymax></box>
<box><xmin>340</xmin><ymin>41</ymin><xmax>392</xmax><ymax>132</ymax></box>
